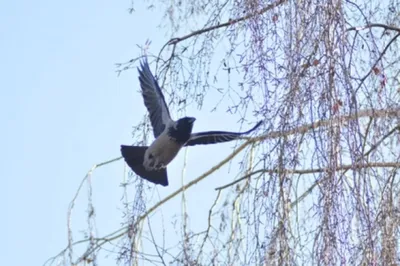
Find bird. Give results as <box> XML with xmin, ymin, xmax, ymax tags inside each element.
<box><xmin>121</xmin><ymin>58</ymin><xmax>262</xmax><ymax>186</ymax></box>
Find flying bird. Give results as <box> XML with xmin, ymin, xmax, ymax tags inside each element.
<box><xmin>121</xmin><ymin>58</ymin><xmax>262</xmax><ymax>186</ymax></box>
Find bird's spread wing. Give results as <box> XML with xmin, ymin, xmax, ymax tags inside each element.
<box><xmin>185</xmin><ymin>121</ymin><xmax>262</xmax><ymax>146</ymax></box>
<box><xmin>138</xmin><ymin>59</ymin><xmax>172</xmax><ymax>138</ymax></box>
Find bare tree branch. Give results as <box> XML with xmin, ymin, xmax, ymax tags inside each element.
<box><xmin>347</xmin><ymin>23</ymin><xmax>400</xmax><ymax>33</ymax></box>
<box><xmin>215</xmin><ymin>162</ymin><xmax>400</xmax><ymax>191</ymax></box>
<box><xmin>166</xmin><ymin>0</ymin><xmax>288</xmax><ymax>46</ymax></box>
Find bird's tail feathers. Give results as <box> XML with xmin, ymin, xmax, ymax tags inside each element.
<box><xmin>120</xmin><ymin>145</ymin><xmax>168</xmax><ymax>186</ymax></box>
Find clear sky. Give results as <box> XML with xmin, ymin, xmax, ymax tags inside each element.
<box><xmin>1</xmin><ymin>1</ymin><xmax>253</xmax><ymax>265</ymax></box>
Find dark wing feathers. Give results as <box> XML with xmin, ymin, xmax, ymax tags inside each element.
<box><xmin>138</xmin><ymin>59</ymin><xmax>172</xmax><ymax>138</ymax></box>
<box><xmin>185</xmin><ymin>121</ymin><xmax>262</xmax><ymax>146</ymax></box>
<box><xmin>121</xmin><ymin>145</ymin><xmax>168</xmax><ymax>186</ymax></box>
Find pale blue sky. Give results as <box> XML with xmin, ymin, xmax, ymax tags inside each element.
<box><xmin>0</xmin><ymin>1</ymin><xmax>162</xmax><ymax>264</ymax></box>
<box><xmin>1</xmin><ymin>1</ymin><xmax>254</xmax><ymax>265</ymax></box>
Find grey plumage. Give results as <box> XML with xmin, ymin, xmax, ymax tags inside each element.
<box><xmin>121</xmin><ymin>58</ymin><xmax>262</xmax><ymax>186</ymax></box>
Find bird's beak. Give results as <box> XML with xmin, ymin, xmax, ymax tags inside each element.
<box><xmin>189</xmin><ymin>117</ymin><xmax>196</xmax><ymax>123</ymax></box>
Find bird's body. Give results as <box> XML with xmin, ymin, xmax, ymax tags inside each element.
<box><xmin>143</xmin><ymin>132</ymin><xmax>181</xmax><ymax>170</ymax></box>
<box><xmin>121</xmin><ymin>58</ymin><xmax>262</xmax><ymax>186</ymax></box>
<box><xmin>144</xmin><ymin>128</ymin><xmax>185</xmax><ymax>170</ymax></box>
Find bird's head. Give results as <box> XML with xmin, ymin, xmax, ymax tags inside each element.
<box><xmin>169</xmin><ymin>117</ymin><xmax>196</xmax><ymax>143</ymax></box>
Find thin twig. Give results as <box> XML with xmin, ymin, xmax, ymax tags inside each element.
<box><xmin>354</xmin><ymin>33</ymin><xmax>400</xmax><ymax>92</ymax></box>
<box><xmin>347</xmin><ymin>23</ymin><xmax>400</xmax><ymax>33</ymax></box>
<box><xmin>67</xmin><ymin>156</ymin><xmax>122</xmax><ymax>262</ymax></box>
<box><xmin>166</xmin><ymin>0</ymin><xmax>287</xmax><ymax>46</ymax></box>
<box><xmin>289</xmin><ymin>125</ymin><xmax>400</xmax><ymax>209</ymax></box>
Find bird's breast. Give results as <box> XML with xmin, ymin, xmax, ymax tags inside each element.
<box><xmin>146</xmin><ymin>133</ymin><xmax>183</xmax><ymax>166</ymax></box>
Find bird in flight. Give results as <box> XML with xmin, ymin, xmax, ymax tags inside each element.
<box><xmin>121</xmin><ymin>58</ymin><xmax>262</xmax><ymax>186</ymax></box>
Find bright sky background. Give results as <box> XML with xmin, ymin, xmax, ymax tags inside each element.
<box><xmin>1</xmin><ymin>1</ymin><xmax>256</xmax><ymax>265</ymax></box>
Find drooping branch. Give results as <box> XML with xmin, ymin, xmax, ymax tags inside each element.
<box><xmin>66</xmin><ymin>156</ymin><xmax>122</xmax><ymax>263</ymax></box>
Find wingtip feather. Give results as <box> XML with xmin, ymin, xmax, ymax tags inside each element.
<box><xmin>242</xmin><ymin>120</ymin><xmax>263</xmax><ymax>134</ymax></box>
<box><xmin>252</xmin><ymin>120</ymin><xmax>263</xmax><ymax>131</ymax></box>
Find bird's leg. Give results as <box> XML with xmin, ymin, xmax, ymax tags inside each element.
<box><xmin>155</xmin><ymin>162</ymin><xmax>166</xmax><ymax>169</ymax></box>
<box><xmin>144</xmin><ymin>152</ymin><xmax>165</xmax><ymax>171</ymax></box>
<box><xmin>143</xmin><ymin>152</ymin><xmax>156</xmax><ymax>170</ymax></box>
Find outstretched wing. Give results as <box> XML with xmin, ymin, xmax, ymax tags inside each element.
<box><xmin>185</xmin><ymin>121</ymin><xmax>262</xmax><ymax>146</ymax></box>
<box><xmin>138</xmin><ymin>59</ymin><xmax>172</xmax><ymax>138</ymax></box>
